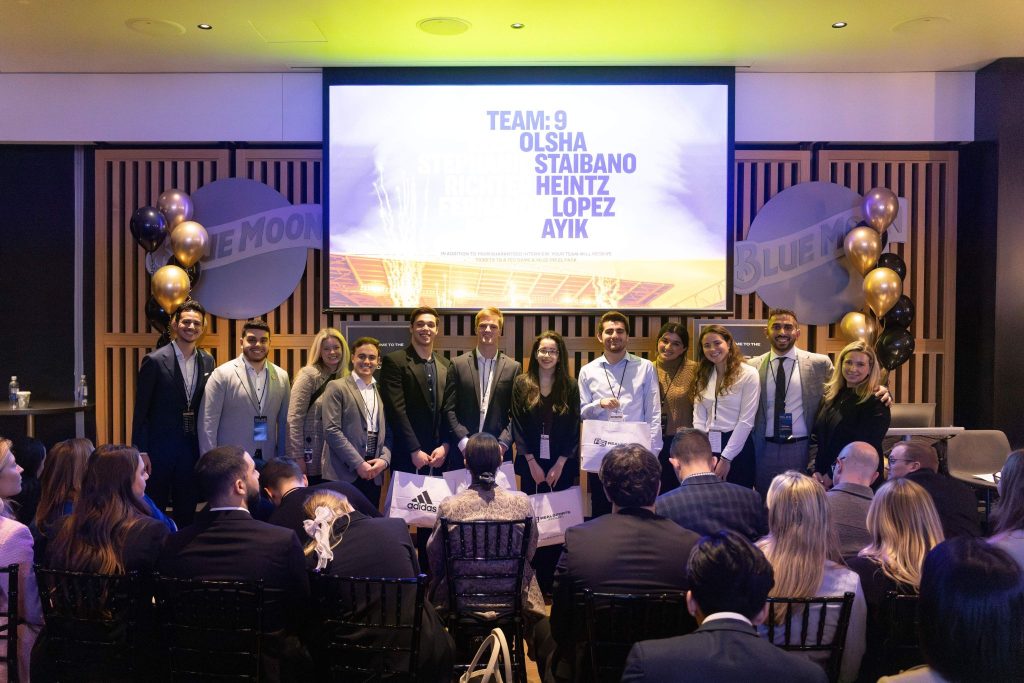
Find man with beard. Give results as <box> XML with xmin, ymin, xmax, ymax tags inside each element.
<box><xmin>158</xmin><ymin>446</ymin><xmax>309</xmax><ymax>634</ymax></box>
<box><xmin>200</xmin><ymin>318</ymin><xmax>291</xmax><ymax>465</ymax></box>
<box><xmin>577</xmin><ymin>311</ymin><xmax>661</xmax><ymax>517</ymax></box>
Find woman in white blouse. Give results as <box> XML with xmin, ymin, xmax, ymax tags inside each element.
<box><xmin>689</xmin><ymin>324</ymin><xmax>760</xmax><ymax>487</ymax></box>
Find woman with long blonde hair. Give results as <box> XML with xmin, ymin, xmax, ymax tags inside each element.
<box><xmin>286</xmin><ymin>327</ymin><xmax>350</xmax><ymax>482</ymax></box>
<box><xmin>847</xmin><ymin>478</ymin><xmax>943</xmax><ymax>679</ymax></box>
<box><xmin>757</xmin><ymin>471</ymin><xmax>867</xmax><ymax>682</ymax></box>
<box><xmin>812</xmin><ymin>341</ymin><xmax>890</xmax><ymax>486</ymax></box>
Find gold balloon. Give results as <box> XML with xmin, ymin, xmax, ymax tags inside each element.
<box><xmin>158</xmin><ymin>189</ymin><xmax>194</xmax><ymax>229</ymax></box>
<box><xmin>863</xmin><ymin>267</ymin><xmax>903</xmax><ymax>318</ymax></box>
<box><xmin>844</xmin><ymin>227</ymin><xmax>882</xmax><ymax>276</ymax></box>
<box><xmin>862</xmin><ymin>187</ymin><xmax>899</xmax><ymax>234</ymax></box>
<box><xmin>170</xmin><ymin>220</ymin><xmax>209</xmax><ymax>268</ymax></box>
<box><xmin>151</xmin><ymin>265</ymin><xmax>191</xmax><ymax>314</ymax></box>
<box><xmin>838</xmin><ymin>311</ymin><xmax>879</xmax><ymax>345</ymax></box>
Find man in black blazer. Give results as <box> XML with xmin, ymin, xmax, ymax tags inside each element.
<box><xmin>158</xmin><ymin>445</ymin><xmax>310</xmax><ymax>634</ymax></box>
<box><xmin>889</xmin><ymin>440</ymin><xmax>982</xmax><ymax>538</ymax></box>
<box><xmin>655</xmin><ymin>429</ymin><xmax>768</xmax><ymax>541</ymax></box>
<box><xmin>548</xmin><ymin>445</ymin><xmax>700</xmax><ymax>682</ymax></box>
<box><xmin>261</xmin><ymin>457</ymin><xmax>381</xmax><ymax>535</ymax></box>
<box><xmin>131</xmin><ymin>300</ymin><xmax>214</xmax><ymax>526</ymax></box>
<box><xmin>622</xmin><ymin>531</ymin><xmax>827</xmax><ymax>683</ymax></box>
<box><xmin>442</xmin><ymin>307</ymin><xmax>521</xmax><ymax>464</ymax></box>
<box><xmin>380</xmin><ymin>306</ymin><xmax>452</xmax><ymax>473</ymax></box>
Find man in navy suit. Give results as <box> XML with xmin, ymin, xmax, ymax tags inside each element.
<box><xmin>131</xmin><ymin>300</ymin><xmax>214</xmax><ymax>526</ymax></box>
<box><xmin>655</xmin><ymin>429</ymin><xmax>768</xmax><ymax>541</ymax></box>
<box><xmin>622</xmin><ymin>531</ymin><xmax>827</xmax><ymax>683</ymax></box>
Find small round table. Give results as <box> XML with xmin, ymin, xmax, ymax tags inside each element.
<box><xmin>0</xmin><ymin>401</ymin><xmax>94</xmax><ymax>437</ymax></box>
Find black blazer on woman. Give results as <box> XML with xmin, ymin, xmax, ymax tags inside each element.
<box><xmin>511</xmin><ymin>375</ymin><xmax>580</xmax><ymax>493</ymax></box>
<box><xmin>812</xmin><ymin>388</ymin><xmax>890</xmax><ymax>476</ymax></box>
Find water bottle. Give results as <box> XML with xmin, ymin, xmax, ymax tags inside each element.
<box><xmin>8</xmin><ymin>376</ymin><xmax>17</xmax><ymax>409</ymax></box>
<box><xmin>76</xmin><ymin>374</ymin><xmax>89</xmax><ymax>406</ymax></box>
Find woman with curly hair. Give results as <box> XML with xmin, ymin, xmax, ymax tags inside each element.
<box><xmin>690</xmin><ymin>324</ymin><xmax>760</xmax><ymax>487</ymax></box>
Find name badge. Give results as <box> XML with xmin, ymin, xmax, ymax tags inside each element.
<box><xmin>609</xmin><ymin>411</ymin><xmax>625</xmax><ymax>422</ymax></box>
<box><xmin>304</xmin><ymin>437</ymin><xmax>313</xmax><ymax>463</ymax></box>
<box><xmin>539</xmin><ymin>434</ymin><xmax>551</xmax><ymax>460</ymax></box>
<box><xmin>709</xmin><ymin>430</ymin><xmax>723</xmax><ymax>454</ymax></box>
<box><xmin>366</xmin><ymin>430</ymin><xmax>379</xmax><ymax>458</ymax></box>
<box><xmin>253</xmin><ymin>415</ymin><xmax>269</xmax><ymax>442</ymax></box>
<box><xmin>777</xmin><ymin>413</ymin><xmax>794</xmax><ymax>439</ymax></box>
<box><xmin>182</xmin><ymin>410</ymin><xmax>196</xmax><ymax>435</ymax></box>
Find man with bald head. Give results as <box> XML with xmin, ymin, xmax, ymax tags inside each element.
<box><xmin>889</xmin><ymin>440</ymin><xmax>981</xmax><ymax>539</ymax></box>
<box><xmin>825</xmin><ymin>441</ymin><xmax>878</xmax><ymax>557</ymax></box>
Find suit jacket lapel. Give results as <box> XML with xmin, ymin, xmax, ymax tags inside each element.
<box><xmin>468</xmin><ymin>349</ymin><xmax>482</xmax><ymax>408</ymax></box>
<box><xmin>407</xmin><ymin>347</ymin><xmax>432</xmax><ymax>406</ymax></box>
<box><xmin>757</xmin><ymin>353</ymin><xmax>770</xmax><ymax>423</ymax></box>
<box><xmin>344</xmin><ymin>376</ymin><xmax>369</xmax><ymax>432</ymax></box>
<box><xmin>193</xmin><ymin>350</ymin><xmax>213</xmax><ymax>411</ymax></box>
<box><xmin>233</xmin><ymin>358</ymin><xmax>262</xmax><ymax>412</ymax></box>
<box><xmin>797</xmin><ymin>350</ymin><xmax>817</xmax><ymax>430</ymax></box>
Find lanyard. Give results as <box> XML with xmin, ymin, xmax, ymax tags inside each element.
<box><xmin>244</xmin><ymin>366</ymin><xmax>269</xmax><ymax>415</ymax></box>
<box><xmin>358</xmin><ymin>383</ymin><xmax>379</xmax><ymax>432</ymax></box>
<box><xmin>602</xmin><ymin>358</ymin><xmax>629</xmax><ymax>401</ymax></box>
<box><xmin>478</xmin><ymin>353</ymin><xmax>497</xmax><ymax>426</ymax></box>
<box><xmin>768</xmin><ymin>356</ymin><xmax>796</xmax><ymax>403</ymax></box>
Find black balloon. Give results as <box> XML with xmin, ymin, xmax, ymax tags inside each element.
<box><xmin>129</xmin><ymin>206</ymin><xmax>168</xmax><ymax>253</ymax></box>
<box><xmin>876</xmin><ymin>252</ymin><xmax>905</xmax><ymax>280</ymax></box>
<box><xmin>875</xmin><ymin>326</ymin><xmax>915</xmax><ymax>370</ymax></box>
<box><xmin>167</xmin><ymin>256</ymin><xmax>201</xmax><ymax>286</ymax></box>
<box><xmin>145</xmin><ymin>296</ymin><xmax>170</xmax><ymax>334</ymax></box>
<box><xmin>882</xmin><ymin>295</ymin><xmax>915</xmax><ymax>330</ymax></box>
<box><xmin>156</xmin><ymin>331</ymin><xmax>172</xmax><ymax>348</ymax></box>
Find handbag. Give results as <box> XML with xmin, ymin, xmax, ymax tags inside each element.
<box><xmin>459</xmin><ymin>627</ymin><xmax>513</xmax><ymax>683</ymax></box>
<box><xmin>529</xmin><ymin>484</ymin><xmax>584</xmax><ymax>547</ymax></box>
<box><xmin>443</xmin><ymin>461</ymin><xmax>518</xmax><ymax>494</ymax></box>
<box><xmin>384</xmin><ymin>468</ymin><xmax>453</xmax><ymax>527</ymax></box>
<box><xmin>579</xmin><ymin>419</ymin><xmax>652</xmax><ymax>472</ymax></box>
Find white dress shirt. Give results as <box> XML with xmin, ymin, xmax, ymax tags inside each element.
<box><xmin>578</xmin><ymin>352</ymin><xmax>663</xmax><ymax>452</ymax></box>
<box><xmin>693</xmin><ymin>363</ymin><xmax>759</xmax><ymax>462</ymax></box>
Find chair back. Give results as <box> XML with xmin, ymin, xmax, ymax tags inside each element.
<box><xmin>0</xmin><ymin>563</ymin><xmax>18</xmax><ymax>683</ymax></box>
<box><xmin>889</xmin><ymin>403</ymin><xmax>936</xmax><ymax>428</ymax></box>
<box><xmin>156</xmin><ymin>576</ymin><xmax>263</xmax><ymax>682</ymax></box>
<box><xmin>879</xmin><ymin>591</ymin><xmax>924</xmax><ymax>675</ymax></box>
<box><xmin>766</xmin><ymin>592</ymin><xmax>855</xmax><ymax>683</ymax></box>
<box><xmin>946</xmin><ymin>430</ymin><xmax>1011</xmax><ymax>483</ymax></box>
<box><xmin>439</xmin><ymin>517</ymin><xmax>532</xmax><ymax>683</ymax></box>
<box><xmin>309</xmin><ymin>573</ymin><xmax>427</xmax><ymax>682</ymax></box>
<box><xmin>35</xmin><ymin>566</ymin><xmax>148</xmax><ymax>682</ymax></box>
<box><xmin>583</xmin><ymin>590</ymin><xmax>696</xmax><ymax>683</ymax></box>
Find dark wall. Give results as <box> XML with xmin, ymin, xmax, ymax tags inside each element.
<box><xmin>0</xmin><ymin>145</ymin><xmax>95</xmax><ymax>447</ymax></box>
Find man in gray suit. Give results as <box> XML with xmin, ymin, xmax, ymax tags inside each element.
<box><xmin>199</xmin><ymin>318</ymin><xmax>290</xmax><ymax>464</ymax></box>
<box><xmin>747</xmin><ymin>309</ymin><xmax>834</xmax><ymax>496</ymax></box>
<box><xmin>322</xmin><ymin>336</ymin><xmax>391</xmax><ymax>506</ymax></box>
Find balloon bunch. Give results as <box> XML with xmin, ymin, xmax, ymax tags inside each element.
<box><xmin>838</xmin><ymin>188</ymin><xmax>915</xmax><ymax>374</ymax></box>
<box><xmin>128</xmin><ymin>189</ymin><xmax>209</xmax><ymax>344</ymax></box>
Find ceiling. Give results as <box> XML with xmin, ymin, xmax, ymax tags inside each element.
<box><xmin>1</xmin><ymin>0</ymin><xmax>1021</xmax><ymax>74</ymax></box>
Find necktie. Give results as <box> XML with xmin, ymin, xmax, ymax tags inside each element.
<box><xmin>774</xmin><ymin>357</ymin><xmax>787</xmax><ymax>435</ymax></box>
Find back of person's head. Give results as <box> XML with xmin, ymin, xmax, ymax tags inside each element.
<box><xmin>919</xmin><ymin>538</ymin><xmax>1024</xmax><ymax>682</ymax></box>
<box><xmin>195</xmin><ymin>445</ymin><xmax>248</xmax><ymax>501</ymax></box>
<box><xmin>36</xmin><ymin>437</ymin><xmax>93</xmax><ymax>528</ymax></box>
<box><xmin>465</xmin><ymin>433</ymin><xmax>502</xmax><ymax>490</ymax></box>
<box><xmin>302</xmin><ymin>490</ymin><xmax>355</xmax><ymax>569</ymax></box>
<box><xmin>600</xmin><ymin>444</ymin><xmax>661</xmax><ymax>508</ymax></box>
<box><xmin>669</xmin><ymin>429</ymin><xmax>714</xmax><ymax>468</ymax></box>
<box><xmin>892</xmin><ymin>440</ymin><xmax>939</xmax><ymax>473</ymax></box>
<box><xmin>995</xmin><ymin>449</ymin><xmax>1024</xmax><ymax>535</ymax></box>
<box><xmin>688</xmin><ymin>531</ymin><xmax>775</xmax><ymax>620</ymax></box>
<box><xmin>261</xmin><ymin>457</ymin><xmax>305</xmax><ymax>496</ymax></box>
<box><xmin>762</xmin><ymin>471</ymin><xmax>836</xmax><ymax>599</ymax></box>
<box><xmin>50</xmin><ymin>444</ymin><xmax>151</xmax><ymax>574</ymax></box>
<box><xmin>835</xmin><ymin>441</ymin><xmax>879</xmax><ymax>485</ymax></box>
<box><xmin>860</xmin><ymin>478</ymin><xmax>944</xmax><ymax>588</ymax></box>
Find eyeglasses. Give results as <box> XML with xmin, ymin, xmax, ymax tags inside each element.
<box><xmin>888</xmin><ymin>457</ymin><xmax>917</xmax><ymax>465</ymax></box>
<box><xmin>831</xmin><ymin>457</ymin><xmax>847</xmax><ymax>473</ymax></box>
<box><xmin>537</xmin><ymin>349</ymin><xmax>559</xmax><ymax>357</ymax></box>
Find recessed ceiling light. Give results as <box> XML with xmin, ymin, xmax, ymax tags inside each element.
<box><xmin>417</xmin><ymin>17</ymin><xmax>471</xmax><ymax>36</ymax></box>
<box><xmin>511</xmin><ymin>23</ymin><xmax>525</xmax><ymax>29</ymax></box>
<box><xmin>197</xmin><ymin>23</ymin><xmax>213</xmax><ymax>30</ymax></box>
<box><xmin>832</xmin><ymin>21</ymin><xmax>847</xmax><ymax>28</ymax></box>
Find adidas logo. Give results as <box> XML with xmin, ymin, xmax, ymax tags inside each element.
<box><xmin>406</xmin><ymin>490</ymin><xmax>438</xmax><ymax>513</ymax></box>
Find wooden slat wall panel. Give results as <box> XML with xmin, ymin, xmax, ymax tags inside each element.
<box><xmin>819</xmin><ymin>150</ymin><xmax>957</xmax><ymax>426</ymax></box>
<box><xmin>93</xmin><ymin>147</ymin><xmax>956</xmax><ymax>444</ymax></box>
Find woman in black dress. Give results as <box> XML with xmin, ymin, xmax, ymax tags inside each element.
<box><xmin>812</xmin><ymin>340</ymin><xmax>891</xmax><ymax>487</ymax></box>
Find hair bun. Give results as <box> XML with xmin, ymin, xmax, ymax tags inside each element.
<box><xmin>477</xmin><ymin>471</ymin><xmax>496</xmax><ymax>487</ymax></box>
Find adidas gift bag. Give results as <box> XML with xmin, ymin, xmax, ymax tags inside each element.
<box><xmin>386</xmin><ymin>469</ymin><xmax>453</xmax><ymax>527</ymax></box>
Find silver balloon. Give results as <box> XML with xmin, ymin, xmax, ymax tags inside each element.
<box><xmin>158</xmin><ymin>189</ymin><xmax>194</xmax><ymax>230</ymax></box>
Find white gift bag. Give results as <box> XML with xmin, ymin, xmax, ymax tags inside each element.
<box><xmin>530</xmin><ymin>485</ymin><xmax>585</xmax><ymax>547</ymax></box>
<box><xmin>443</xmin><ymin>462</ymin><xmax>518</xmax><ymax>494</ymax></box>
<box><xmin>579</xmin><ymin>420</ymin><xmax>652</xmax><ymax>472</ymax></box>
<box><xmin>385</xmin><ymin>469</ymin><xmax>453</xmax><ymax>527</ymax></box>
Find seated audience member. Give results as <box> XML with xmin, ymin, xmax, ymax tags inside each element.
<box><xmin>990</xmin><ymin>449</ymin><xmax>1024</xmax><ymax>568</ymax></box>
<box><xmin>757</xmin><ymin>472</ymin><xmax>867</xmax><ymax>683</ymax></box>
<box><xmin>47</xmin><ymin>444</ymin><xmax>170</xmax><ymax>573</ymax></box>
<box><xmin>33</xmin><ymin>437</ymin><xmax>92</xmax><ymax>557</ymax></box>
<box><xmin>888</xmin><ymin>440</ymin><xmax>981</xmax><ymax>539</ymax></box>
<box><xmin>0</xmin><ymin>437</ymin><xmax>44</xmax><ymax>683</ymax></box>
<box><xmin>655</xmin><ymin>428</ymin><xmax>767</xmax><ymax>541</ymax></box>
<box><xmin>426</xmin><ymin>433</ymin><xmax>551</xmax><ymax>675</ymax></box>
<box><xmin>10</xmin><ymin>436</ymin><xmax>45</xmax><ymax>526</ymax></box>
<box><xmin>825</xmin><ymin>441</ymin><xmax>879</xmax><ymax>557</ymax></box>
<box><xmin>302</xmin><ymin>489</ymin><xmax>453</xmax><ymax>682</ymax></box>
<box><xmin>549</xmin><ymin>444</ymin><xmax>700</xmax><ymax>682</ymax></box>
<box><xmin>158</xmin><ymin>446</ymin><xmax>309</xmax><ymax>634</ymax></box>
<box><xmin>879</xmin><ymin>538</ymin><xmax>1024</xmax><ymax>682</ymax></box>
<box><xmin>622</xmin><ymin>531</ymin><xmax>827</xmax><ymax>683</ymax></box>
<box><xmin>846</xmin><ymin>478</ymin><xmax>943</xmax><ymax>681</ymax></box>
<box><xmin>261</xmin><ymin>457</ymin><xmax>380</xmax><ymax>537</ymax></box>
